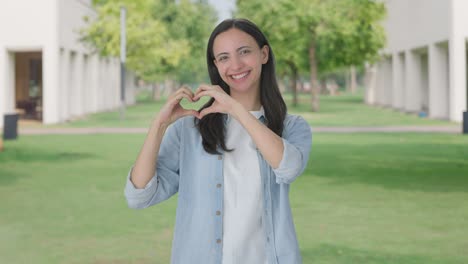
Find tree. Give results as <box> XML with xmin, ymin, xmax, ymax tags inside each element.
<box><xmin>315</xmin><ymin>0</ymin><xmax>386</xmax><ymax>95</ymax></box>
<box><xmin>237</xmin><ymin>0</ymin><xmax>386</xmax><ymax>111</ymax></box>
<box><xmin>237</xmin><ymin>0</ymin><xmax>308</xmax><ymax>107</ymax></box>
<box><xmin>82</xmin><ymin>0</ymin><xmax>188</xmax><ymax>83</ymax></box>
<box><xmin>293</xmin><ymin>0</ymin><xmax>386</xmax><ymax>111</ymax></box>
<box><xmin>81</xmin><ymin>0</ymin><xmax>217</xmax><ymax>88</ymax></box>
<box><xmin>155</xmin><ymin>0</ymin><xmax>217</xmax><ymax>85</ymax></box>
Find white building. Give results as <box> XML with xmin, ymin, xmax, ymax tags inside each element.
<box><xmin>0</xmin><ymin>0</ymin><xmax>135</xmax><ymax>127</ymax></box>
<box><xmin>366</xmin><ymin>0</ymin><xmax>468</xmax><ymax>122</ymax></box>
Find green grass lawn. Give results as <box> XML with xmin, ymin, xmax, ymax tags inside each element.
<box><xmin>1</xmin><ymin>133</ymin><xmax>467</xmax><ymax>263</ymax></box>
<box><xmin>284</xmin><ymin>92</ymin><xmax>458</xmax><ymax>127</ymax></box>
<box><xmin>30</xmin><ymin>91</ymin><xmax>457</xmax><ymax>128</ymax></box>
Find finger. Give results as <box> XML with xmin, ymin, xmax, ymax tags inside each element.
<box><xmin>170</xmin><ymin>93</ymin><xmax>193</xmax><ymax>105</ymax></box>
<box><xmin>179</xmin><ymin>86</ymin><xmax>195</xmax><ymax>98</ymax></box>
<box><xmin>199</xmin><ymin>106</ymin><xmax>219</xmax><ymax>119</ymax></box>
<box><xmin>170</xmin><ymin>87</ymin><xmax>194</xmax><ymax>101</ymax></box>
<box><xmin>176</xmin><ymin>89</ymin><xmax>194</xmax><ymax>100</ymax></box>
<box><xmin>179</xmin><ymin>109</ymin><xmax>201</xmax><ymax>119</ymax></box>
<box><xmin>194</xmin><ymin>84</ymin><xmax>216</xmax><ymax>95</ymax></box>
<box><xmin>193</xmin><ymin>90</ymin><xmax>214</xmax><ymax>101</ymax></box>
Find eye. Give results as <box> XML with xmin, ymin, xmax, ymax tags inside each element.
<box><xmin>217</xmin><ymin>55</ymin><xmax>229</xmax><ymax>62</ymax></box>
<box><xmin>239</xmin><ymin>49</ymin><xmax>251</xmax><ymax>55</ymax></box>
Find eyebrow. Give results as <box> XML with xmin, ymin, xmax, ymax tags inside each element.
<box><xmin>215</xmin><ymin>45</ymin><xmax>252</xmax><ymax>58</ymax></box>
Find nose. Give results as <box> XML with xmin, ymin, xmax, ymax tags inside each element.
<box><xmin>230</xmin><ymin>54</ymin><xmax>244</xmax><ymax>71</ymax></box>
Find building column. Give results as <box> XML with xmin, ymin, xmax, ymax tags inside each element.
<box><xmin>375</xmin><ymin>60</ymin><xmax>385</xmax><ymax>105</ymax></box>
<box><xmin>43</xmin><ymin>46</ymin><xmax>60</xmax><ymax>124</ymax></box>
<box><xmin>110</xmin><ymin>58</ymin><xmax>118</xmax><ymax>109</ymax></box>
<box><xmin>98</xmin><ymin>58</ymin><xmax>105</xmax><ymax>111</ymax></box>
<box><xmin>82</xmin><ymin>55</ymin><xmax>90</xmax><ymax>114</ymax></box>
<box><xmin>105</xmin><ymin>59</ymin><xmax>113</xmax><ymax>110</ymax></box>
<box><xmin>448</xmin><ymin>37</ymin><xmax>467</xmax><ymax>122</ymax></box>
<box><xmin>0</xmin><ymin>49</ymin><xmax>5</xmax><ymax>127</ymax></box>
<box><xmin>75</xmin><ymin>53</ymin><xmax>84</xmax><ymax>116</ymax></box>
<box><xmin>0</xmin><ymin>49</ymin><xmax>15</xmax><ymax>127</ymax></box>
<box><xmin>392</xmin><ymin>52</ymin><xmax>405</xmax><ymax>109</ymax></box>
<box><xmin>89</xmin><ymin>54</ymin><xmax>99</xmax><ymax>113</ymax></box>
<box><xmin>59</xmin><ymin>49</ymin><xmax>70</xmax><ymax>122</ymax></box>
<box><xmin>102</xmin><ymin>58</ymin><xmax>108</xmax><ymax>110</ymax></box>
<box><xmin>125</xmin><ymin>70</ymin><xmax>136</xmax><ymax>105</ymax></box>
<box><xmin>114</xmin><ymin>59</ymin><xmax>120</xmax><ymax>108</ymax></box>
<box><xmin>68</xmin><ymin>52</ymin><xmax>77</xmax><ymax>117</ymax></box>
<box><xmin>449</xmin><ymin>0</ymin><xmax>468</xmax><ymax>122</ymax></box>
<box><xmin>98</xmin><ymin>58</ymin><xmax>104</xmax><ymax>112</ymax></box>
<box><xmin>364</xmin><ymin>63</ymin><xmax>377</xmax><ymax>105</ymax></box>
<box><xmin>383</xmin><ymin>57</ymin><xmax>393</xmax><ymax>107</ymax></box>
<box><xmin>429</xmin><ymin>43</ymin><xmax>449</xmax><ymax>119</ymax></box>
<box><xmin>404</xmin><ymin>50</ymin><xmax>421</xmax><ymax>112</ymax></box>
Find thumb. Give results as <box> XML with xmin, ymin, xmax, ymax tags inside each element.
<box><xmin>199</xmin><ymin>107</ymin><xmax>218</xmax><ymax>119</ymax></box>
<box><xmin>180</xmin><ymin>109</ymin><xmax>201</xmax><ymax>119</ymax></box>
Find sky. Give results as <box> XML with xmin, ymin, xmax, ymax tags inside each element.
<box><xmin>208</xmin><ymin>0</ymin><xmax>236</xmax><ymax>22</ymax></box>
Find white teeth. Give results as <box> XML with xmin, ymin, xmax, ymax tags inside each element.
<box><xmin>231</xmin><ymin>72</ymin><xmax>248</xmax><ymax>79</ymax></box>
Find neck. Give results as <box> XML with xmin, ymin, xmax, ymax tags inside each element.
<box><xmin>230</xmin><ymin>90</ymin><xmax>261</xmax><ymax>111</ymax></box>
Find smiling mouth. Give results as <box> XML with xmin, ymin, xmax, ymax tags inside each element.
<box><xmin>230</xmin><ymin>71</ymin><xmax>250</xmax><ymax>80</ymax></box>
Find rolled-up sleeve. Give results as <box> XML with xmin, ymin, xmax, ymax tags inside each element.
<box><xmin>273</xmin><ymin>116</ymin><xmax>312</xmax><ymax>184</ymax></box>
<box><xmin>124</xmin><ymin>119</ymin><xmax>182</xmax><ymax>209</ymax></box>
<box><xmin>124</xmin><ymin>167</ymin><xmax>159</xmax><ymax>209</ymax></box>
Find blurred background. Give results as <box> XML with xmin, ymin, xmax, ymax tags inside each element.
<box><xmin>0</xmin><ymin>0</ymin><xmax>467</xmax><ymax>263</ymax></box>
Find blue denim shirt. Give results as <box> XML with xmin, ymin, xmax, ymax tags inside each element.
<box><xmin>124</xmin><ymin>114</ymin><xmax>312</xmax><ymax>264</ymax></box>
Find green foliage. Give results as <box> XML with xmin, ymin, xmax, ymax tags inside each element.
<box><xmin>236</xmin><ymin>0</ymin><xmax>386</xmax><ymax>74</ymax></box>
<box><xmin>155</xmin><ymin>0</ymin><xmax>217</xmax><ymax>84</ymax></box>
<box><xmin>315</xmin><ymin>0</ymin><xmax>387</xmax><ymax>72</ymax></box>
<box><xmin>81</xmin><ymin>0</ymin><xmax>217</xmax><ymax>83</ymax></box>
<box><xmin>237</xmin><ymin>0</ymin><xmax>308</xmax><ymax>77</ymax></box>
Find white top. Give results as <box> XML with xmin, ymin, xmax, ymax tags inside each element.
<box><xmin>222</xmin><ymin>107</ymin><xmax>267</xmax><ymax>264</ymax></box>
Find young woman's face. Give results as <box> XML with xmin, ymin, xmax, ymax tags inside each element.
<box><xmin>213</xmin><ymin>28</ymin><xmax>269</xmax><ymax>95</ymax></box>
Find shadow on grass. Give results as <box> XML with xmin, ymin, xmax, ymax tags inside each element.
<box><xmin>0</xmin><ymin>148</ymin><xmax>95</xmax><ymax>163</ymax></box>
<box><xmin>309</xmin><ymin>139</ymin><xmax>468</xmax><ymax>193</ymax></box>
<box><xmin>0</xmin><ymin>145</ymin><xmax>96</xmax><ymax>186</ymax></box>
<box><xmin>0</xmin><ymin>167</ymin><xmax>25</xmax><ymax>186</ymax></box>
<box><xmin>302</xmin><ymin>244</ymin><xmax>459</xmax><ymax>264</ymax></box>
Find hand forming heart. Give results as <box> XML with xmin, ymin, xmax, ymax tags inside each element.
<box><xmin>193</xmin><ymin>84</ymin><xmax>237</xmax><ymax>119</ymax></box>
<box><xmin>156</xmin><ymin>84</ymin><xmax>238</xmax><ymax>126</ymax></box>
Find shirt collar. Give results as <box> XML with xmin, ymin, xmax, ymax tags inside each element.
<box><xmin>225</xmin><ymin>106</ymin><xmax>265</xmax><ymax>124</ymax></box>
<box><xmin>250</xmin><ymin>106</ymin><xmax>265</xmax><ymax>120</ymax></box>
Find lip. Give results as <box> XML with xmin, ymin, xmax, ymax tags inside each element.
<box><xmin>229</xmin><ymin>70</ymin><xmax>250</xmax><ymax>81</ymax></box>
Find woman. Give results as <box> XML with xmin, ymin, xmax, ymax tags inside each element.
<box><xmin>125</xmin><ymin>18</ymin><xmax>312</xmax><ymax>264</ymax></box>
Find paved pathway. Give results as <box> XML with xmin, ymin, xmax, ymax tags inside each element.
<box><xmin>18</xmin><ymin>125</ymin><xmax>463</xmax><ymax>135</ymax></box>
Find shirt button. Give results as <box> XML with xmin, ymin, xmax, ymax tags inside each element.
<box><xmin>216</xmin><ymin>210</ymin><xmax>221</xmax><ymax>216</ymax></box>
<box><xmin>217</xmin><ymin>155</ymin><xmax>222</xmax><ymax>160</ymax></box>
<box><xmin>216</xmin><ymin>183</ymin><xmax>222</xmax><ymax>188</ymax></box>
<box><xmin>267</xmin><ymin>237</ymin><xmax>270</xmax><ymax>242</ymax></box>
<box><xmin>216</xmin><ymin>239</ymin><xmax>222</xmax><ymax>244</ymax></box>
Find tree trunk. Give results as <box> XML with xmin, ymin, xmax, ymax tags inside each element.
<box><xmin>350</xmin><ymin>65</ymin><xmax>357</xmax><ymax>94</ymax></box>
<box><xmin>345</xmin><ymin>69</ymin><xmax>350</xmax><ymax>93</ymax></box>
<box><xmin>299</xmin><ymin>81</ymin><xmax>304</xmax><ymax>92</ymax></box>
<box><xmin>152</xmin><ymin>83</ymin><xmax>160</xmax><ymax>101</ymax></box>
<box><xmin>165</xmin><ymin>78</ymin><xmax>177</xmax><ymax>94</ymax></box>
<box><xmin>309</xmin><ymin>40</ymin><xmax>320</xmax><ymax>111</ymax></box>
<box><xmin>288</xmin><ymin>61</ymin><xmax>298</xmax><ymax>107</ymax></box>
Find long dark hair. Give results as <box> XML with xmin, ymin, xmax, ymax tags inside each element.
<box><xmin>196</xmin><ymin>18</ymin><xmax>287</xmax><ymax>154</ymax></box>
